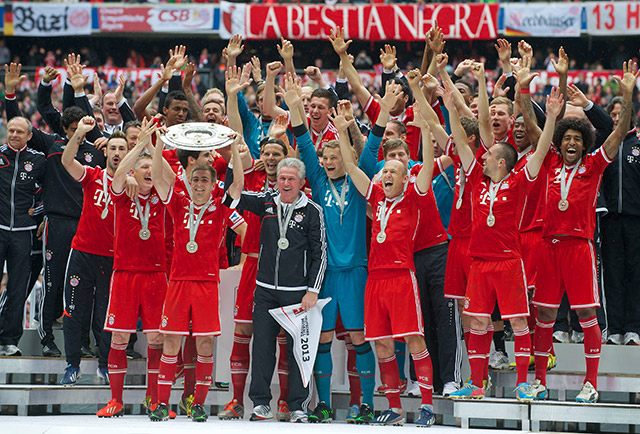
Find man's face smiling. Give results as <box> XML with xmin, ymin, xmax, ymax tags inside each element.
<box><xmin>560</xmin><ymin>128</ymin><xmax>584</xmax><ymax>166</ymax></box>
<box><xmin>260</xmin><ymin>143</ymin><xmax>286</xmax><ymax>179</ymax></box>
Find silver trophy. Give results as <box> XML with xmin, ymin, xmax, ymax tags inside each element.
<box><xmin>159</xmin><ymin>122</ymin><xmax>235</xmax><ymax>151</ymax></box>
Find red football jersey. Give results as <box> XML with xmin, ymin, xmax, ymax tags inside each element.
<box><xmin>366</xmin><ymin>182</ymin><xmax>429</xmax><ymax>271</ymax></box>
<box><xmin>164</xmin><ymin>188</ymin><xmax>244</xmax><ymax>281</ymax></box>
<box><xmin>445</xmin><ymin>139</ymin><xmax>478</xmax><ymax>238</ymax></box>
<box><xmin>541</xmin><ymin>146</ymin><xmax>611</xmax><ymax>239</ymax></box>
<box><xmin>111</xmin><ymin>186</ymin><xmax>167</xmax><ymax>272</ymax></box>
<box><xmin>240</xmin><ymin>164</ymin><xmax>277</xmax><ymax>255</ymax></box>
<box><xmin>364</xmin><ymin>95</ymin><xmax>420</xmax><ymax>161</ymax></box>
<box><xmin>466</xmin><ymin>158</ymin><xmax>534</xmax><ymax>260</ymax></box>
<box><xmin>71</xmin><ymin>166</ymin><xmax>114</xmax><ymax>257</ymax></box>
<box><xmin>409</xmin><ymin>163</ymin><xmax>449</xmax><ymax>251</ymax></box>
<box><xmin>515</xmin><ymin>148</ymin><xmax>547</xmax><ymax>232</ymax></box>
<box><xmin>308</xmin><ymin>115</ymin><xmax>340</xmax><ymax>151</ymax></box>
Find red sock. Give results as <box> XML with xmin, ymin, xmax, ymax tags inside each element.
<box><xmin>580</xmin><ymin>316</ymin><xmax>601</xmax><ymax>388</ymax></box>
<box><xmin>514</xmin><ymin>327</ymin><xmax>532</xmax><ymax>384</ymax></box>
<box><xmin>277</xmin><ymin>333</ymin><xmax>289</xmax><ymax>401</ymax></box>
<box><xmin>534</xmin><ymin>319</ymin><xmax>554</xmax><ymax>386</ymax></box>
<box><xmin>230</xmin><ymin>333</ymin><xmax>251</xmax><ymax>404</ymax></box>
<box><xmin>158</xmin><ymin>353</ymin><xmax>178</xmax><ymax>404</ymax></box>
<box><xmin>194</xmin><ymin>354</ymin><xmax>214</xmax><ymax>405</ymax></box>
<box><xmin>484</xmin><ymin>324</ymin><xmax>494</xmax><ymax>381</ymax></box>
<box><xmin>107</xmin><ymin>342</ymin><xmax>128</xmax><ymax>403</ymax></box>
<box><xmin>175</xmin><ymin>348</ymin><xmax>184</xmax><ymax>380</ymax></box>
<box><xmin>147</xmin><ymin>344</ymin><xmax>163</xmax><ymax>404</ymax></box>
<box><xmin>411</xmin><ymin>349</ymin><xmax>433</xmax><ymax>406</ymax></box>
<box><xmin>464</xmin><ymin>328</ymin><xmax>471</xmax><ymax>349</ymax></box>
<box><xmin>345</xmin><ymin>342</ymin><xmax>362</xmax><ymax>406</ymax></box>
<box><xmin>468</xmin><ymin>328</ymin><xmax>487</xmax><ymax>387</ymax></box>
<box><xmin>378</xmin><ymin>355</ymin><xmax>402</xmax><ymax>409</ymax></box>
<box><xmin>183</xmin><ymin>336</ymin><xmax>197</xmax><ymax>397</ymax></box>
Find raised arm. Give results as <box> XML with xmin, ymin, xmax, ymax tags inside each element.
<box><xmin>152</xmin><ymin>126</ymin><xmax>174</xmax><ymax>202</ymax></box>
<box><xmin>471</xmin><ymin>62</ymin><xmax>493</xmax><ymax>147</ymax></box>
<box><xmin>441</xmin><ymin>81</ymin><xmax>475</xmax><ymax>172</ymax></box>
<box><xmin>182</xmin><ymin>62</ymin><xmax>203</xmax><ymax>121</ymax></box>
<box><xmin>226</xmin><ymin>64</ymin><xmax>251</xmax><ymax>136</ymax></box>
<box><xmin>62</xmin><ymin>116</ymin><xmax>95</xmax><ymax>181</ymax></box>
<box><xmin>226</xmin><ymin>134</ymin><xmax>244</xmax><ymax>200</ymax></box>
<box><xmin>409</xmin><ymin>103</ymin><xmax>435</xmax><ymax>193</ymax></box>
<box><xmin>263</xmin><ymin>61</ymin><xmax>287</xmax><ymax>119</ymax></box>
<box><xmin>426</xmin><ymin>24</ymin><xmax>446</xmax><ymax>77</ymax></box>
<box><xmin>526</xmin><ymin>87</ymin><xmax>563</xmax><ymax>178</ymax></box>
<box><xmin>407</xmin><ymin>69</ymin><xmax>448</xmax><ymax>149</ymax></box>
<box><xmin>602</xmin><ymin>60</ymin><xmax>640</xmax><ymax>159</ymax></box>
<box><xmin>277</xmin><ymin>37</ymin><xmax>296</xmax><ymax>76</ymax></box>
<box><xmin>516</xmin><ymin>55</ymin><xmax>543</xmax><ymax>145</ymax></box>
<box><xmin>331</xmin><ymin>111</ymin><xmax>371</xmax><ymax>198</ymax></box>
<box><xmin>133</xmin><ymin>56</ymin><xmax>177</xmax><ymax>121</ymax></box>
<box><xmin>436</xmin><ymin>54</ymin><xmax>474</xmax><ymax>118</ymax></box>
<box><xmin>224</xmin><ymin>35</ymin><xmax>244</xmax><ymax>69</ymax></box>
<box><xmin>329</xmin><ymin>27</ymin><xmax>371</xmax><ymax>108</ymax></box>
<box><xmin>551</xmin><ymin>47</ymin><xmax>569</xmax><ymax>120</ymax></box>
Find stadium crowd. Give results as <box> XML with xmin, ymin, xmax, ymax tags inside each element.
<box><xmin>0</xmin><ymin>24</ymin><xmax>639</xmax><ymax>426</ymax></box>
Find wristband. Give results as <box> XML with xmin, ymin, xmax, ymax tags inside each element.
<box><xmin>5</xmin><ymin>92</ymin><xmax>15</xmax><ymax>99</ymax></box>
<box><xmin>520</xmin><ymin>88</ymin><xmax>530</xmax><ymax>95</ymax></box>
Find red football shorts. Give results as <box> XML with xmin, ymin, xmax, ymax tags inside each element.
<box><xmin>533</xmin><ymin>237</ymin><xmax>600</xmax><ymax>310</ymax></box>
<box><xmin>444</xmin><ymin>236</ymin><xmax>472</xmax><ymax>300</ymax></box>
<box><xmin>105</xmin><ymin>270</ymin><xmax>168</xmax><ymax>333</ymax></box>
<box><xmin>464</xmin><ymin>258</ymin><xmax>530</xmax><ymax>319</ymax></box>
<box><xmin>364</xmin><ymin>269</ymin><xmax>424</xmax><ymax>341</ymax></box>
<box><xmin>234</xmin><ymin>256</ymin><xmax>258</xmax><ymax>323</ymax></box>
<box><xmin>161</xmin><ymin>280</ymin><xmax>220</xmax><ymax>336</ymax></box>
<box><xmin>520</xmin><ymin>229</ymin><xmax>543</xmax><ymax>291</ymax></box>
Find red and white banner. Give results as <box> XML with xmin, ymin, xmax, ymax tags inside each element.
<box><xmin>220</xmin><ymin>4</ymin><xmax>498</xmax><ymax>41</ymax></box>
<box><xmin>585</xmin><ymin>1</ymin><xmax>640</xmax><ymax>35</ymax></box>
<box><xmin>98</xmin><ymin>6</ymin><xmax>214</xmax><ymax>32</ymax></box>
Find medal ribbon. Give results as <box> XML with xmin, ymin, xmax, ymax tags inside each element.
<box><xmin>134</xmin><ymin>197</ymin><xmax>151</xmax><ymax>234</ymax></box>
<box><xmin>378</xmin><ymin>194</ymin><xmax>403</xmax><ymax>236</ymax></box>
<box><xmin>277</xmin><ymin>195</ymin><xmax>300</xmax><ymax>244</ymax></box>
<box><xmin>328</xmin><ymin>176</ymin><xmax>348</xmax><ymax>226</ymax></box>
<box><xmin>559</xmin><ymin>160</ymin><xmax>581</xmax><ymax>203</ymax></box>
<box><xmin>102</xmin><ymin>170</ymin><xmax>111</xmax><ymax>213</ymax></box>
<box><xmin>487</xmin><ymin>174</ymin><xmax>509</xmax><ymax>219</ymax></box>
<box><xmin>188</xmin><ymin>198</ymin><xmax>212</xmax><ymax>245</ymax></box>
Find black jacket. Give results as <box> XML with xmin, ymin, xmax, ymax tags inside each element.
<box><xmin>6</xmin><ymin>96</ymin><xmax>105</xmax><ymax>219</ymax></box>
<box><xmin>602</xmin><ymin>129</ymin><xmax>640</xmax><ymax>216</ymax></box>
<box><xmin>226</xmin><ymin>190</ymin><xmax>327</xmax><ymax>293</ymax></box>
<box><xmin>0</xmin><ymin>143</ymin><xmax>46</xmax><ymax>231</ymax></box>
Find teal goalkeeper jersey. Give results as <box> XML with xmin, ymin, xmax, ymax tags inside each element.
<box><xmin>294</xmin><ymin>127</ymin><xmax>368</xmax><ymax>270</ymax></box>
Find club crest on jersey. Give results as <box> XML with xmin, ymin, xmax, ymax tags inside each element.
<box><xmin>24</xmin><ymin>162</ymin><xmax>33</xmax><ymax>172</ymax></box>
<box><xmin>161</xmin><ymin>316</ymin><xmax>168</xmax><ymax>328</ymax></box>
<box><xmin>46</xmin><ymin>250</ymin><xmax>53</xmax><ymax>261</ymax></box>
<box><xmin>84</xmin><ymin>153</ymin><xmax>93</xmax><ymax>163</ymax></box>
<box><xmin>208</xmin><ymin>205</ymin><xmax>216</xmax><ymax>212</ymax></box>
<box><xmin>464</xmin><ymin>297</ymin><xmax>470</xmax><ymax>310</ymax></box>
<box><xmin>578</xmin><ymin>166</ymin><xmax>587</xmax><ymax>174</ymax></box>
<box><xmin>150</xmin><ymin>195</ymin><xmax>159</xmax><ymax>205</ymax></box>
<box><xmin>294</xmin><ymin>214</ymin><xmax>304</xmax><ymax>223</ymax></box>
<box><xmin>69</xmin><ymin>276</ymin><xmax>80</xmax><ymax>287</ymax></box>
<box><xmin>108</xmin><ymin>313</ymin><xmax>115</xmax><ymax>326</ymax></box>
<box><xmin>632</xmin><ymin>147</ymin><xmax>640</xmax><ymax>157</ymax></box>
<box><xmin>500</xmin><ymin>183</ymin><xmax>509</xmax><ymax>190</ymax></box>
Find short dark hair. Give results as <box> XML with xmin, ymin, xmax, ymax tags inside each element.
<box><xmin>553</xmin><ymin>118</ymin><xmax>596</xmax><ymax>154</ymax></box>
<box><xmin>494</xmin><ymin>142</ymin><xmax>518</xmax><ymax>172</ymax></box>
<box><xmin>382</xmin><ymin>138</ymin><xmax>410</xmax><ymax>158</ymax></box>
<box><xmin>190</xmin><ymin>164</ymin><xmax>217</xmax><ymax>182</ymax></box>
<box><xmin>392</xmin><ymin>78</ymin><xmax>412</xmax><ymax>106</ymax></box>
<box><xmin>606</xmin><ymin>96</ymin><xmax>636</xmax><ymax>130</ymax></box>
<box><xmin>123</xmin><ymin>120</ymin><xmax>142</xmax><ymax>135</ymax></box>
<box><xmin>107</xmin><ymin>130</ymin><xmax>126</xmax><ymax>144</ymax></box>
<box><xmin>460</xmin><ymin>116</ymin><xmax>480</xmax><ymax>149</ymax></box>
<box><xmin>310</xmin><ymin>88</ymin><xmax>335</xmax><ymax>108</ymax></box>
<box><xmin>260</xmin><ymin>137</ymin><xmax>288</xmax><ymax>156</ymax></box>
<box><xmin>387</xmin><ymin>119</ymin><xmax>407</xmax><ymax>136</ymax></box>
<box><xmin>92</xmin><ymin>106</ymin><xmax>104</xmax><ymax>119</ymax></box>
<box><xmin>176</xmin><ymin>149</ymin><xmax>202</xmax><ymax>169</ymax></box>
<box><xmin>164</xmin><ymin>91</ymin><xmax>187</xmax><ymax>110</ymax></box>
<box><xmin>61</xmin><ymin>106</ymin><xmax>87</xmax><ymax>129</ymax></box>
<box><xmin>455</xmin><ymin>79</ymin><xmax>474</xmax><ymax>94</ymax></box>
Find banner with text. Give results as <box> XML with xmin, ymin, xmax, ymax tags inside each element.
<box><xmin>504</xmin><ymin>4</ymin><xmax>582</xmax><ymax>37</ymax></box>
<box><xmin>5</xmin><ymin>3</ymin><xmax>91</xmax><ymax>36</ymax></box>
<box><xmin>585</xmin><ymin>1</ymin><xmax>640</xmax><ymax>35</ymax></box>
<box><xmin>98</xmin><ymin>5</ymin><xmax>214</xmax><ymax>32</ymax></box>
<box><xmin>237</xmin><ymin>4</ymin><xmax>498</xmax><ymax>41</ymax></box>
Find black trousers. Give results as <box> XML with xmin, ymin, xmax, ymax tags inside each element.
<box><xmin>601</xmin><ymin>213</ymin><xmax>640</xmax><ymax>335</ymax></box>
<box><xmin>39</xmin><ymin>215</ymin><xmax>78</xmax><ymax>344</ymax></box>
<box><xmin>250</xmin><ymin>286</ymin><xmax>311</xmax><ymax>412</ymax></box>
<box><xmin>0</xmin><ymin>229</ymin><xmax>33</xmax><ymax>345</ymax></box>
<box><xmin>412</xmin><ymin>242</ymin><xmax>461</xmax><ymax>389</ymax></box>
<box><xmin>63</xmin><ymin>249</ymin><xmax>113</xmax><ymax>368</ymax></box>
